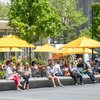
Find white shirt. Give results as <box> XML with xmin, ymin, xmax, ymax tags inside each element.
<box><xmin>46</xmin><ymin>66</ymin><xmax>55</xmax><ymax>76</ymax></box>
<box><xmin>6</xmin><ymin>66</ymin><xmax>14</xmax><ymax>79</ymax></box>
<box><xmin>54</xmin><ymin>64</ymin><xmax>63</xmax><ymax>75</ymax></box>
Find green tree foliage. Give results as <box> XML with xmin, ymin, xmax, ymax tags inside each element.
<box><xmin>8</xmin><ymin>0</ymin><xmax>62</xmax><ymax>43</ymax></box>
<box><xmin>91</xmin><ymin>3</ymin><xmax>100</xmax><ymax>41</ymax></box>
<box><xmin>50</xmin><ymin>0</ymin><xmax>87</xmax><ymax>43</ymax></box>
<box><xmin>0</xmin><ymin>1</ymin><xmax>9</xmax><ymax>19</ymax></box>
<box><xmin>79</xmin><ymin>27</ymin><xmax>92</xmax><ymax>38</ymax></box>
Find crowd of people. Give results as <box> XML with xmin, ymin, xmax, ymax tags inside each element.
<box><xmin>0</xmin><ymin>55</ymin><xmax>100</xmax><ymax>90</ymax></box>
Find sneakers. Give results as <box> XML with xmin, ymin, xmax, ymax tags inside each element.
<box><xmin>60</xmin><ymin>85</ymin><xmax>64</xmax><ymax>87</ymax></box>
<box><xmin>75</xmin><ymin>83</ymin><xmax>78</xmax><ymax>86</ymax></box>
<box><xmin>94</xmin><ymin>81</ymin><xmax>96</xmax><ymax>83</ymax></box>
<box><xmin>93</xmin><ymin>80</ymin><xmax>96</xmax><ymax>84</ymax></box>
<box><xmin>75</xmin><ymin>83</ymin><xmax>84</xmax><ymax>85</ymax></box>
<box><xmin>17</xmin><ymin>88</ymin><xmax>21</xmax><ymax>91</ymax></box>
<box><xmin>54</xmin><ymin>85</ymin><xmax>57</xmax><ymax>88</ymax></box>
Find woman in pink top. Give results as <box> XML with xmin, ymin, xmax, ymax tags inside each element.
<box><xmin>22</xmin><ymin>62</ymin><xmax>31</xmax><ymax>89</ymax></box>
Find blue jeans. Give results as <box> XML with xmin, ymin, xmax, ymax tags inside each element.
<box><xmin>87</xmin><ymin>71</ymin><xmax>96</xmax><ymax>83</ymax></box>
<box><xmin>23</xmin><ymin>75</ymin><xmax>30</xmax><ymax>84</ymax></box>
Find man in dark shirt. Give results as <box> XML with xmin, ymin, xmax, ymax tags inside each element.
<box><xmin>77</xmin><ymin>60</ymin><xmax>84</xmax><ymax>73</ymax></box>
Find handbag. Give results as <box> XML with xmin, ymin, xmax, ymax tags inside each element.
<box><xmin>65</xmin><ymin>70</ymin><xmax>70</xmax><ymax>76</ymax></box>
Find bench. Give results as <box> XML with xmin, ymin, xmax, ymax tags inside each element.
<box><xmin>0</xmin><ymin>75</ymin><xmax>100</xmax><ymax>91</ymax></box>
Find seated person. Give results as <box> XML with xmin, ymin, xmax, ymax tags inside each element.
<box><xmin>69</xmin><ymin>61</ymin><xmax>83</xmax><ymax>85</ymax></box>
<box><xmin>6</xmin><ymin>60</ymin><xmax>23</xmax><ymax>90</ymax></box>
<box><xmin>77</xmin><ymin>60</ymin><xmax>84</xmax><ymax>73</ymax></box>
<box><xmin>22</xmin><ymin>62</ymin><xmax>31</xmax><ymax>90</ymax></box>
<box><xmin>96</xmin><ymin>60</ymin><xmax>100</xmax><ymax>73</ymax></box>
<box><xmin>54</xmin><ymin>61</ymin><xmax>63</xmax><ymax>76</ymax></box>
<box><xmin>46</xmin><ymin>61</ymin><xmax>63</xmax><ymax>87</ymax></box>
<box><xmin>84</xmin><ymin>61</ymin><xmax>96</xmax><ymax>83</ymax></box>
<box><xmin>62</xmin><ymin>61</ymin><xmax>70</xmax><ymax>77</ymax></box>
<box><xmin>31</xmin><ymin>61</ymin><xmax>39</xmax><ymax>77</ymax></box>
<box><xmin>16</xmin><ymin>62</ymin><xmax>24</xmax><ymax>78</ymax></box>
<box><xmin>38</xmin><ymin>65</ymin><xmax>46</xmax><ymax>77</ymax></box>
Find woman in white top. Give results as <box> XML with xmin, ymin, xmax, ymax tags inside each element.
<box><xmin>46</xmin><ymin>61</ymin><xmax>63</xmax><ymax>87</ymax></box>
<box><xmin>54</xmin><ymin>61</ymin><xmax>63</xmax><ymax>76</ymax></box>
<box><xmin>6</xmin><ymin>60</ymin><xmax>23</xmax><ymax>90</ymax></box>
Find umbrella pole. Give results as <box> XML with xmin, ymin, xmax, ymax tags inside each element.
<box><xmin>83</xmin><ymin>48</ymin><xmax>85</xmax><ymax>67</ymax></box>
<box><xmin>9</xmin><ymin>47</ymin><xmax>12</xmax><ymax>58</ymax></box>
<box><xmin>92</xmin><ymin>48</ymin><xmax>94</xmax><ymax>61</ymax></box>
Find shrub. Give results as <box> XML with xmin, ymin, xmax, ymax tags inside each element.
<box><xmin>11</xmin><ymin>56</ymin><xmax>17</xmax><ymax>64</ymax></box>
<box><xmin>0</xmin><ymin>71</ymin><xmax>6</xmax><ymax>79</ymax></box>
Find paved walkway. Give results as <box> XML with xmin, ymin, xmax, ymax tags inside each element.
<box><xmin>0</xmin><ymin>83</ymin><xmax>100</xmax><ymax>100</ymax></box>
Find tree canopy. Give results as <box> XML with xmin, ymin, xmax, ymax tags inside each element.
<box><xmin>50</xmin><ymin>0</ymin><xmax>87</xmax><ymax>43</ymax></box>
<box><xmin>0</xmin><ymin>1</ymin><xmax>9</xmax><ymax>19</ymax></box>
<box><xmin>91</xmin><ymin>2</ymin><xmax>100</xmax><ymax>41</ymax></box>
<box><xmin>9</xmin><ymin>0</ymin><xmax>62</xmax><ymax>43</ymax></box>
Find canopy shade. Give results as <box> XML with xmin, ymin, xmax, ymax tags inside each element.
<box><xmin>62</xmin><ymin>37</ymin><xmax>100</xmax><ymax>48</ymax></box>
<box><xmin>0</xmin><ymin>35</ymin><xmax>35</xmax><ymax>48</ymax></box>
<box><xmin>58</xmin><ymin>48</ymin><xmax>97</xmax><ymax>54</ymax></box>
<box><xmin>0</xmin><ymin>48</ymin><xmax>24</xmax><ymax>52</ymax></box>
<box><xmin>33</xmin><ymin>44</ymin><xmax>59</xmax><ymax>52</ymax></box>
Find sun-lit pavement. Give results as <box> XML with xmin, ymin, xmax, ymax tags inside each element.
<box><xmin>0</xmin><ymin>83</ymin><xmax>100</xmax><ymax>100</ymax></box>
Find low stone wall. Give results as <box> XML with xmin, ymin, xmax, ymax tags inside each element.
<box><xmin>0</xmin><ymin>75</ymin><xmax>100</xmax><ymax>91</ymax></box>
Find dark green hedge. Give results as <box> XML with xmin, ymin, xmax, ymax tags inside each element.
<box><xmin>91</xmin><ymin>3</ymin><xmax>100</xmax><ymax>41</ymax></box>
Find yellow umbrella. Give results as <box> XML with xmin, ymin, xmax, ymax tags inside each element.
<box><xmin>0</xmin><ymin>48</ymin><xmax>24</xmax><ymax>52</ymax></box>
<box><xmin>62</xmin><ymin>37</ymin><xmax>100</xmax><ymax>48</ymax></box>
<box><xmin>0</xmin><ymin>35</ymin><xmax>35</xmax><ymax>48</ymax></box>
<box><xmin>72</xmin><ymin>48</ymin><xmax>97</xmax><ymax>54</ymax></box>
<box><xmin>33</xmin><ymin>44</ymin><xmax>59</xmax><ymax>52</ymax></box>
<box><xmin>58</xmin><ymin>48</ymin><xmax>97</xmax><ymax>54</ymax></box>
